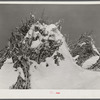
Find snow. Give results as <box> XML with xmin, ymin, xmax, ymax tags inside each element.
<box><xmin>78</xmin><ymin>42</ymin><xmax>86</xmax><ymax>47</ymax></box>
<box><xmin>31</xmin><ymin>39</ymin><xmax>41</xmax><ymax>48</ymax></box>
<box><xmin>25</xmin><ymin>24</ymin><xmax>35</xmax><ymax>39</ymax></box>
<box><xmin>45</xmin><ymin>24</ymin><xmax>63</xmax><ymax>41</ymax></box>
<box><xmin>17</xmin><ymin>67</ymin><xmax>25</xmax><ymax>80</ymax></box>
<box><xmin>0</xmin><ymin>58</ymin><xmax>18</xmax><ymax>89</ymax></box>
<box><xmin>82</xmin><ymin>56</ymin><xmax>99</xmax><ymax>69</ymax></box>
<box><xmin>92</xmin><ymin>42</ymin><xmax>100</xmax><ymax>55</ymax></box>
<box><xmin>25</xmin><ymin>22</ymin><xmax>64</xmax><ymax>49</ymax></box>
<box><xmin>73</xmin><ymin>55</ymin><xmax>79</xmax><ymax>60</ymax></box>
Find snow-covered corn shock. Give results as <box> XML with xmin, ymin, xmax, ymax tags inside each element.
<box><xmin>70</xmin><ymin>33</ymin><xmax>100</xmax><ymax>69</ymax></box>
<box><xmin>1</xmin><ymin>15</ymin><xmax>100</xmax><ymax>89</ymax></box>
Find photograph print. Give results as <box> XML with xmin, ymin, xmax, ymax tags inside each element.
<box><xmin>0</xmin><ymin>3</ymin><xmax>100</xmax><ymax>89</ymax></box>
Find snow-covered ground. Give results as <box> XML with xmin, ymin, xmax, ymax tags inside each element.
<box><xmin>0</xmin><ymin>58</ymin><xmax>18</xmax><ymax>89</ymax></box>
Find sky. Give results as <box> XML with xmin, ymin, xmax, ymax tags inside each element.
<box><xmin>0</xmin><ymin>4</ymin><xmax>100</xmax><ymax>50</ymax></box>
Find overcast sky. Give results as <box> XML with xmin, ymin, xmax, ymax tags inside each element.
<box><xmin>0</xmin><ymin>4</ymin><xmax>100</xmax><ymax>50</ymax></box>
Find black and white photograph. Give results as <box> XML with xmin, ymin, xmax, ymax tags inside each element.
<box><xmin>0</xmin><ymin>1</ymin><xmax>100</xmax><ymax>95</ymax></box>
